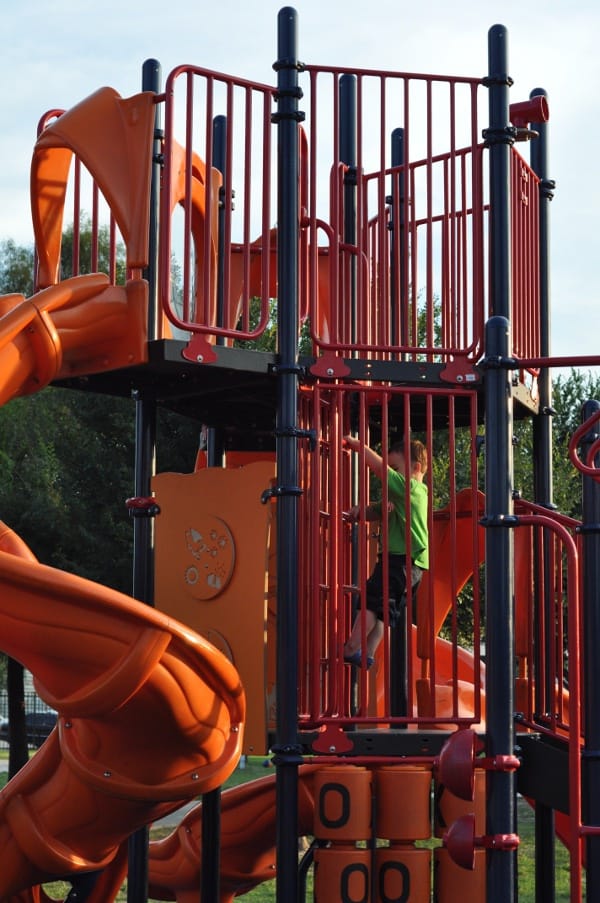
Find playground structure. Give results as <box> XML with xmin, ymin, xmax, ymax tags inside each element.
<box><xmin>0</xmin><ymin>5</ymin><xmax>599</xmax><ymax>901</ymax></box>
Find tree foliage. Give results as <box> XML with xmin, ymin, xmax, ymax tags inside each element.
<box><xmin>0</xmin><ymin>239</ymin><xmax>34</xmax><ymax>296</ymax></box>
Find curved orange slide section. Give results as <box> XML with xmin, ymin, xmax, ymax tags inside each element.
<box><xmin>0</xmin><ymin>274</ymin><xmax>148</xmax><ymax>405</ymax></box>
<box><xmin>148</xmin><ymin>765</ymin><xmax>318</xmax><ymax>903</ymax></box>
<box><xmin>0</xmin><ymin>522</ymin><xmax>245</xmax><ymax>899</ymax></box>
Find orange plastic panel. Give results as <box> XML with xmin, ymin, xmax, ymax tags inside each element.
<box><xmin>32</xmin><ymin>88</ymin><xmax>156</xmax><ymax>281</ymax></box>
<box><xmin>153</xmin><ymin>462</ymin><xmax>275</xmax><ymax>754</ymax></box>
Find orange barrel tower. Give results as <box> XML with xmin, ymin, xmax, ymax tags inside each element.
<box><xmin>375</xmin><ymin>765</ymin><xmax>433</xmax><ymax>903</ymax></box>
<box><xmin>434</xmin><ymin>769</ymin><xmax>487</xmax><ymax>900</ymax></box>
<box><xmin>313</xmin><ymin>767</ymin><xmax>373</xmax><ymax>902</ymax></box>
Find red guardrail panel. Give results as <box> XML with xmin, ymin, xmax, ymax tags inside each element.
<box><xmin>160</xmin><ymin>65</ymin><xmax>277</xmax><ymax>347</ymax></box>
<box><xmin>297</xmin><ymin>383</ymin><xmax>484</xmax><ymax>730</ymax></box>
<box><xmin>302</xmin><ymin>66</ymin><xmax>487</xmax><ymax>362</ymax></box>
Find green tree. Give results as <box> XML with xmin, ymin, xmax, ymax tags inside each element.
<box><xmin>0</xmin><ymin>239</ymin><xmax>34</xmax><ymax>296</ymax></box>
<box><xmin>60</xmin><ymin>217</ymin><xmax>127</xmax><ymax>283</ymax></box>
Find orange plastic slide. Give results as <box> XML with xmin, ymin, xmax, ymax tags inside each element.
<box><xmin>148</xmin><ymin>765</ymin><xmax>319</xmax><ymax>903</ymax></box>
<box><xmin>0</xmin><ymin>522</ymin><xmax>245</xmax><ymax>900</ymax></box>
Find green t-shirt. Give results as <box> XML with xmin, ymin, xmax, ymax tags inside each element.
<box><xmin>373</xmin><ymin>467</ymin><xmax>429</xmax><ymax>569</ymax></box>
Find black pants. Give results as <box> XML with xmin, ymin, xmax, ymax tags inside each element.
<box><xmin>364</xmin><ymin>554</ymin><xmax>423</xmax><ymax>626</ymax></box>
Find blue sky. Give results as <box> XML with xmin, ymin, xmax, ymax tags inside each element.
<box><xmin>3</xmin><ymin>0</ymin><xmax>599</xmax><ymax>369</ymax></box>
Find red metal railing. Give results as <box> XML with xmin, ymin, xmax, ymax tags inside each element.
<box><xmin>159</xmin><ymin>65</ymin><xmax>276</xmax><ymax>353</ymax></box>
<box><xmin>302</xmin><ymin>66</ymin><xmax>488</xmax><ymax>363</ymax></box>
<box><xmin>511</xmin><ymin>500</ymin><xmax>584</xmax><ymax>900</ymax></box>
<box><xmin>33</xmin><ymin>66</ymin><xmax>542</xmax><ymax>371</ymax></box>
<box><xmin>297</xmin><ymin>383</ymin><xmax>485</xmax><ymax>730</ymax></box>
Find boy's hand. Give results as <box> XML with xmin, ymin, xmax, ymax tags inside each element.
<box><xmin>343</xmin><ymin>435</ymin><xmax>360</xmax><ymax>451</ymax></box>
<box><xmin>346</xmin><ymin>505</ymin><xmax>361</xmax><ymax>522</ymax></box>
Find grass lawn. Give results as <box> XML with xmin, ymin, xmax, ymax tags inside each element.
<box><xmin>0</xmin><ymin>753</ymin><xmax>581</xmax><ymax>901</ymax></box>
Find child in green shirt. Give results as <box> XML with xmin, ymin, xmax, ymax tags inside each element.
<box><xmin>343</xmin><ymin>436</ymin><xmax>429</xmax><ymax>668</ymax></box>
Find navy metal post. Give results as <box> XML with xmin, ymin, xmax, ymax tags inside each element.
<box><xmin>126</xmin><ymin>58</ymin><xmax>162</xmax><ymax>903</ymax></box>
<box><xmin>339</xmin><ymin>72</ymin><xmax>362</xmax><ymax>714</ymax></box>
<box><xmin>197</xmin><ymin>114</ymin><xmax>228</xmax><ymax>903</ymax></box>
<box><xmin>390</xmin><ymin>127</ymin><xmax>407</xmax><ymax>352</ymax></box>
<box><xmin>529</xmin><ymin>86</ymin><xmax>557</xmax><ymax>902</ymax></box>
<box><xmin>530</xmin><ymin>88</ymin><xmax>554</xmax><ymax>510</ymax></box>
<box><xmin>273</xmin><ymin>8</ymin><xmax>303</xmax><ymax>903</ymax></box>
<box><xmin>484</xmin><ymin>24</ymin><xmax>517</xmax><ymax>902</ymax></box>
<box><xmin>339</xmin><ymin>73</ymin><xmax>357</xmax><ymax>343</ymax></box>
<box><xmin>389</xmin><ymin>125</ymin><xmax>409</xmax><ymax>719</ymax></box>
<box><xmin>483</xmin><ymin>317</ymin><xmax>517</xmax><ymax>902</ymax></box>
<box><xmin>206</xmin><ymin>114</ymin><xmax>227</xmax><ymax>466</ymax></box>
<box><xmin>581</xmin><ymin>399</ymin><xmax>600</xmax><ymax>898</ymax></box>
<box><xmin>214</xmin><ymin>114</ymin><xmax>228</xmax><ymax>341</ymax></box>
<box><xmin>142</xmin><ymin>58</ymin><xmax>162</xmax><ymax>343</ymax></box>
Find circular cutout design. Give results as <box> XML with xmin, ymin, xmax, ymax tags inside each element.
<box><xmin>184</xmin><ymin>516</ymin><xmax>235</xmax><ymax>600</ymax></box>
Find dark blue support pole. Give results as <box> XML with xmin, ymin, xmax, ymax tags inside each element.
<box><xmin>483</xmin><ymin>318</ymin><xmax>517</xmax><ymax>903</ymax></box>
<box><xmin>485</xmin><ymin>26</ymin><xmax>513</xmax><ymax>321</ymax></box>
<box><xmin>214</xmin><ymin>114</ymin><xmax>228</xmax><ymax>338</ymax></box>
<box><xmin>581</xmin><ymin>399</ymin><xmax>600</xmax><ymax>899</ymax></box>
<box><xmin>389</xmin><ymin>127</ymin><xmax>408</xmax><ymax>719</ymax></box>
<box><xmin>205</xmin><ymin>114</ymin><xmax>227</xmax><ymax>467</ymax></box>
<box><xmin>529</xmin><ymin>86</ymin><xmax>557</xmax><ymax>903</ymax></box>
<box><xmin>273</xmin><ymin>8</ymin><xmax>303</xmax><ymax>903</ymax></box>
<box><xmin>484</xmin><ymin>24</ymin><xmax>517</xmax><ymax>903</ymax></box>
<box><xmin>530</xmin><ymin>87</ymin><xmax>554</xmax><ymax>510</ymax></box>
<box><xmin>340</xmin><ymin>73</ymin><xmax>364</xmax><ymax>717</ymax></box>
<box><xmin>127</xmin><ymin>394</ymin><xmax>156</xmax><ymax>903</ymax></box>
<box><xmin>339</xmin><ymin>73</ymin><xmax>357</xmax><ymax>344</ymax></box>
<box><xmin>142</xmin><ymin>58</ymin><xmax>162</xmax><ymax>342</ymax></box>
<box><xmin>126</xmin><ymin>59</ymin><xmax>162</xmax><ymax>903</ymax></box>
<box><xmin>339</xmin><ymin>74</ymin><xmax>356</xmax><ymax>231</ymax></box>
<box><xmin>197</xmin><ymin>117</ymin><xmax>230</xmax><ymax>903</ymax></box>
<box><xmin>390</xmin><ymin>128</ymin><xmax>406</xmax><ymax>351</ymax></box>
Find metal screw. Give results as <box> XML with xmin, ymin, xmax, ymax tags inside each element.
<box><xmin>326</xmin><ymin>368</ymin><xmax>334</xmax><ymax>376</ymax></box>
<box><xmin>191</xmin><ymin>772</ymin><xmax>199</xmax><ymax>781</ymax></box>
<box><xmin>104</xmin><ymin>770</ymin><xmax>112</xmax><ymax>778</ymax></box>
<box><xmin>196</xmin><ymin>355</ymin><xmax>204</xmax><ymax>363</ymax></box>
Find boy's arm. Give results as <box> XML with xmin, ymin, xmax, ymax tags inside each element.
<box><xmin>343</xmin><ymin>435</ymin><xmax>385</xmax><ymax>478</ymax></box>
<box><xmin>347</xmin><ymin>503</ymin><xmax>383</xmax><ymax>523</ymax></box>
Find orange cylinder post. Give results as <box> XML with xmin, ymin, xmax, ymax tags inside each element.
<box><xmin>314</xmin><ymin>767</ymin><xmax>373</xmax><ymax>841</ymax></box>
<box><xmin>434</xmin><ymin>769</ymin><xmax>486</xmax><ymax>839</ymax></box>
<box><xmin>434</xmin><ymin>848</ymin><xmax>486</xmax><ymax>902</ymax></box>
<box><xmin>314</xmin><ymin>846</ymin><xmax>371</xmax><ymax>903</ymax></box>
<box><xmin>376</xmin><ymin>766</ymin><xmax>433</xmax><ymax>840</ymax></box>
<box><xmin>375</xmin><ymin>846</ymin><xmax>431</xmax><ymax>902</ymax></box>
